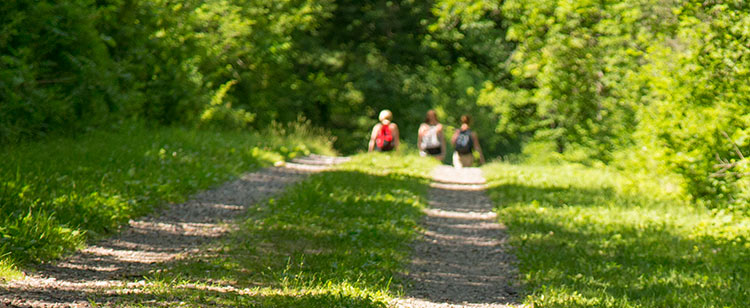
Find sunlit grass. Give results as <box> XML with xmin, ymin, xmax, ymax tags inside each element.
<box><xmin>483</xmin><ymin>162</ymin><xmax>750</xmax><ymax>307</ymax></box>
<box><xmin>0</xmin><ymin>124</ymin><xmax>335</xmax><ymax>273</ymax></box>
<box><xmin>339</xmin><ymin>150</ymin><xmax>441</xmax><ymax>178</ymax></box>
<box><xmin>104</xmin><ymin>152</ymin><xmax>435</xmax><ymax>307</ymax></box>
<box><xmin>0</xmin><ymin>258</ymin><xmax>22</xmax><ymax>281</ymax></box>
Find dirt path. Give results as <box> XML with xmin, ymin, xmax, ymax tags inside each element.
<box><xmin>395</xmin><ymin>165</ymin><xmax>520</xmax><ymax>308</ymax></box>
<box><xmin>0</xmin><ymin>155</ymin><xmax>349</xmax><ymax>308</ymax></box>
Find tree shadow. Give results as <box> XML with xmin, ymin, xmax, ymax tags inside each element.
<box><xmin>400</xmin><ymin>183</ymin><xmax>521</xmax><ymax>306</ymax></box>
<box><xmin>488</xmin><ymin>183</ymin><xmax>620</xmax><ymax>208</ymax></box>
<box><xmin>486</xmin><ymin>182</ymin><xmax>750</xmax><ymax>306</ymax></box>
<box><xmin>98</xmin><ymin>284</ymin><xmax>389</xmax><ymax>308</ymax></box>
<box><xmin>1</xmin><ymin>166</ymin><xmax>312</xmax><ymax>306</ymax></box>
<box><xmin>3</xmin><ymin>165</ymin><xmax>526</xmax><ymax>307</ymax></box>
<box><xmin>189</xmin><ymin>170</ymin><xmax>427</xmax><ymax>285</ymax></box>
<box><xmin>82</xmin><ymin>169</ymin><xmax>432</xmax><ymax>307</ymax></box>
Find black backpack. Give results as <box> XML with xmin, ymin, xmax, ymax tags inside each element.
<box><xmin>455</xmin><ymin>129</ymin><xmax>473</xmax><ymax>154</ymax></box>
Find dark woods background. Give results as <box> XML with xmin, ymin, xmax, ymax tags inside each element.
<box><xmin>0</xmin><ymin>0</ymin><xmax>516</xmax><ymax>155</ymax></box>
<box><xmin>2</xmin><ymin>0</ymin><xmax>750</xmax><ymax>210</ymax></box>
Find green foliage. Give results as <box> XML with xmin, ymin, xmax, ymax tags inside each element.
<box><xmin>483</xmin><ymin>162</ymin><xmax>750</xmax><ymax>307</ymax></box>
<box><xmin>628</xmin><ymin>1</ymin><xmax>750</xmax><ymax>209</ymax></box>
<box><xmin>6</xmin><ymin>0</ymin><xmax>750</xmax><ymax>303</ymax></box>
<box><xmin>0</xmin><ymin>0</ymin><xmax>129</xmax><ymax>142</ymax></box>
<box><xmin>1</xmin><ymin>0</ymin><xmax>521</xmax><ymax>159</ymax></box>
<box><xmin>0</xmin><ymin>0</ymin><xmax>339</xmax><ymax>140</ymax></box>
<box><xmin>479</xmin><ymin>0</ymin><xmax>750</xmax><ymax>208</ymax></box>
<box><xmin>492</xmin><ymin>0</ymin><xmax>669</xmax><ymax>158</ymax></box>
<box><xmin>0</xmin><ymin>124</ymin><xmax>334</xmax><ymax>268</ymax></box>
<box><xmin>4</xmin><ymin>0</ymin><xmax>750</xmax><ymax>206</ymax></box>
<box><xmin>104</xmin><ymin>152</ymin><xmax>434</xmax><ymax>307</ymax></box>
<box><xmin>199</xmin><ymin>80</ymin><xmax>255</xmax><ymax>130</ymax></box>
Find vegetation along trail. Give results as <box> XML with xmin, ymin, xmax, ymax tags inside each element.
<box><xmin>5</xmin><ymin>0</ymin><xmax>750</xmax><ymax>306</ymax></box>
<box><xmin>395</xmin><ymin>165</ymin><xmax>520</xmax><ymax>308</ymax></box>
<box><xmin>0</xmin><ymin>155</ymin><xmax>350</xmax><ymax>308</ymax></box>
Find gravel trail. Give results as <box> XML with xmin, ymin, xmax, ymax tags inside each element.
<box><xmin>394</xmin><ymin>165</ymin><xmax>520</xmax><ymax>308</ymax></box>
<box><xmin>0</xmin><ymin>155</ymin><xmax>349</xmax><ymax>308</ymax></box>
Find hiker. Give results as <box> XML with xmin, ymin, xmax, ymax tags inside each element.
<box><xmin>451</xmin><ymin>114</ymin><xmax>485</xmax><ymax>168</ymax></box>
<box><xmin>418</xmin><ymin>109</ymin><xmax>446</xmax><ymax>160</ymax></box>
<box><xmin>368</xmin><ymin>109</ymin><xmax>400</xmax><ymax>152</ymax></box>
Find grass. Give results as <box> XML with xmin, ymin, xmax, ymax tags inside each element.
<box><xmin>0</xmin><ymin>123</ymin><xmax>335</xmax><ymax>276</ymax></box>
<box><xmin>101</xmin><ymin>152</ymin><xmax>438</xmax><ymax>307</ymax></box>
<box><xmin>482</xmin><ymin>162</ymin><xmax>750</xmax><ymax>307</ymax></box>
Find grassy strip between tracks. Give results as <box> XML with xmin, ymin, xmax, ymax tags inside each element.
<box><xmin>100</xmin><ymin>152</ymin><xmax>438</xmax><ymax>307</ymax></box>
<box><xmin>483</xmin><ymin>162</ymin><xmax>749</xmax><ymax>307</ymax></box>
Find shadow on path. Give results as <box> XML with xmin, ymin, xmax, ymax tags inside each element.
<box><xmin>0</xmin><ymin>155</ymin><xmax>348</xmax><ymax>308</ymax></box>
<box><xmin>396</xmin><ymin>166</ymin><xmax>521</xmax><ymax>308</ymax></box>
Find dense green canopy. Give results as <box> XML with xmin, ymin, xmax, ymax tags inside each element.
<box><xmin>2</xmin><ymin>0</ymin><xmax>749</xmax><ymax>209</ymax></box>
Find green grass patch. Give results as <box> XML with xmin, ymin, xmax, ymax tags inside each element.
<box><xmin>0</xmin><ymin>257</ymin><xmax>22</xmax><ymax>281</ymax></box>
<box><xmin>483</xmin><ymin>162</ymin><xmax>750</xmax><ymax>307</ymax></box>
<box><xmin>0</xmin><ymin>124</ymin><xmax>334</xmax><ymax>272</ymax></box>
<box><xmin>104</xmin><ymin>152</ymin><xmax>437</xmax><ymax>307</ymax></box>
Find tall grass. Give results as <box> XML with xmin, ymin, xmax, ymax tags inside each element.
<box><xmin>105</xmin><ymin>152</ymin><xmax>438</xmax><ymax>307</ymax></box>
<box><xmin>483</xmin><ymin>162</ymin><xmax>750</xmax><ymax>307</ymax></box>
<box><xmin>0</xmin><ymin>123</ymin><xmax>335</xmax><ymax>274</ymax></box>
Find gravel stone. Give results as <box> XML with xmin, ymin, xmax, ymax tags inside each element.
<box><xmin>393</xmin><ymin>165</ymin><xmax>521</xmax><ymax>308</ymax></box>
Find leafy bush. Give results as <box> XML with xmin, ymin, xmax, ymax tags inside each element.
<box><xmin>474</xmin><ymin>0</ymin><xmax>750</xmax><ymax>209</ymax></box>
<box><xmin>0</xmin><ymin>0</ymin><xmax>127</xmax><ymax>142</ymax></box>
<box><xmin>198</xmin><ymin>80</ymin><xmax>255</xmax><ymax>130</ymax></box>
<box><xmin>629</xmin><ymin>2</ymin><xmax>750</xmax><ymax>210</ymax></box>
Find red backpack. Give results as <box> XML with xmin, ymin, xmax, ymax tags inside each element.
<box><xmin>375</xmin><ymin>124</ymin><xmax>394</xmax><ymax>151</ymax></box>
